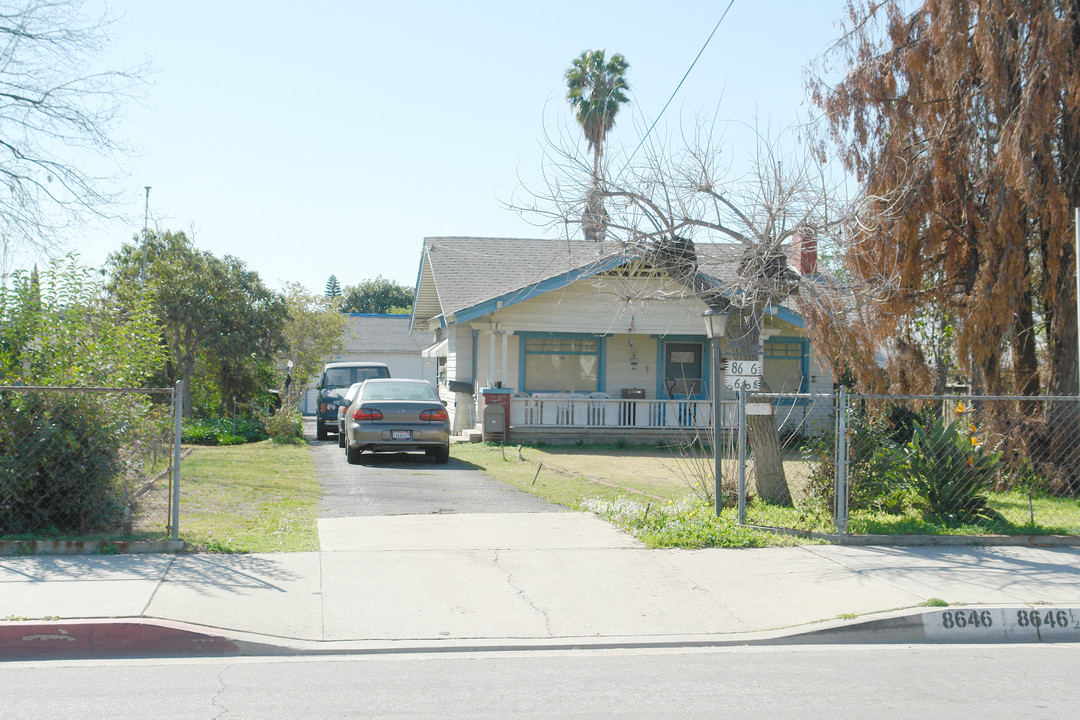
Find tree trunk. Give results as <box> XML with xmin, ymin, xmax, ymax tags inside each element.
<box><xmin>747</xmin><ymin>411</ymin><xmax>793</xmax><ymax>506</ymax></box>
<box><xmin>1046</xmin><ymin>259</ymin><xmax>1079</xmax><ymax>494</ymax></box>
<box><xmin>728</xmin><ymin>312</ymin><xmax>793</xmax><ymax>506</ymax></box>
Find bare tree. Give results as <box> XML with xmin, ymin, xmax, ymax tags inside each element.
<box><xmin>0</xmin><ymin>0</ymin><xmax>145</xmax><ymax>258</ymax></box>
<box><xmin>518</xmin><ymin>119</ymin><xmax>851</xmax><ymax>506</ymax></box>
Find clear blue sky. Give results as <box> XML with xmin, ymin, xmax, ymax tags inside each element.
<box><xmin>63</xmin><ymin>0</ymin><xmax>850</xmax><ymax>293</ymax></box>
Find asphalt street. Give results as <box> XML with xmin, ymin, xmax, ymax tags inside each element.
<box><xmin>306</xmin><ymin>419</ymin><xmax>564</xmax><ymax>517</ymax></box>
<box><xmin>6</xmin><ymin>644</ymin><xmax>1079</xmax><ymax>719</ymax></box>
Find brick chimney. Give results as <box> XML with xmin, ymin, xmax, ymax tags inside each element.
<box><xmin>791</xmin><ymin>232</ymin><xmax>817</xmax><ymax>275</ymax></box>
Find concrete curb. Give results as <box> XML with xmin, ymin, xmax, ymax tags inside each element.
<box><xmin>4</xmin><ymin>607</ymin><xmax>1077</xmax><ymax>661</ymax></box>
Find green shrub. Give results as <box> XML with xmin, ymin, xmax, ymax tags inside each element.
<box><xmin>182</xmin><ymin>417</ymin><xmax>268</xmax><ymax>445</ymax></box>
<box><xmin>0</xmin><ymin>393</ymin><xmax>125</xmax><ymax>534</ymax></box>
<box><xmin>264</xmin><ymin>402</ymin><xmax>304</xmax><ymax>445</ymax></box>
<box><xmin>891</xmin><ymin>417</ymin><xmax>1005</xmax><ymax>526</ymax></box>
<box><xmin>802</xmin><ymin>406</ymin><xmax>919</xmax><ymax>515</ymax></box>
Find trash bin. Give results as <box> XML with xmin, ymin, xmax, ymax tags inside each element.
<box><xmin>620</xmin><ymin>388</ymin><xmax>645</xmax><ymax>426</ymax></box>
<box><xmin>482</xmin><ymin>388</ymin><xmax>513</xmax><ymax>442</ymax></box>
<box><xmin>483</xmin><ymin>402</ymin><xmax>506</xmax><ymax>442</ymax></box>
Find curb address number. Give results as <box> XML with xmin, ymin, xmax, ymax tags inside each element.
<box><xmin>939</xmin><ymin>608</ymin><xmax>1077</xmax><ymax>631</ymax></box>
<box><xmin>941</xmin><ymin>609</ymin><xmax>994</xmax><ymax>629</ymax></box>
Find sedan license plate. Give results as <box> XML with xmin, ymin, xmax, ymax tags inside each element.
<box><xmin>391</xmin><ymin>430</ymin><xmax>412</xmax><ymax>441</ymax></box>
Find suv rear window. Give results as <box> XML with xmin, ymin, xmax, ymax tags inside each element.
<box><xmin>322</xmin><ymin>366</ymin><xmax>390</xmax><ymax>389</ymax></box>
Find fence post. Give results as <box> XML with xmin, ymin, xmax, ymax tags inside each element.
<box><xmin>737</xmin><ymin>388</ymin><xmax>747</xmax><ymax>525</ymax></box>
<box><xmin>835</xmin><ymin>386</ymin><xmax>849</xmax><ymax>534</ymax></box>
<box><xmin>171</xmin><ymin>380</ymin><xmax>183</xmax><ymax>542</ymax></box>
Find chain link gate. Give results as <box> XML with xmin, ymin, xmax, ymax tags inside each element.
<box><xmin>734</xmin><ymin>391</ymin><xmax>1080</xmax><ymax>540</ymax></box>
<box><xmin>0</xmin><ymin>382</ymin><xmax>183</xmax><ymax>541</ymax></box>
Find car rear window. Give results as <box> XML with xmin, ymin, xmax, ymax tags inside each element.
<box><xmin>322</xmin><ymin>366</ymin><xmax>390</xmax><ymax>388</ymax></box>
<box><xmin>360</xmin><ymin>382</ymin><xmax>438</xmax><ymax>402</ymax></box>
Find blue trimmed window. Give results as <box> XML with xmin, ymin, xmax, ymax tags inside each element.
<box><xmin>521</xmin><ymin>334</ymin><xmax>600</xmax><ymax>393</ymax></box>
<box><xmin>763</xmin><ymin>337</ymin><xmax>807</xmax><ymax>393</ymax></box>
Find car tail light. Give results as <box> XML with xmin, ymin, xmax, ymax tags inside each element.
<box><xmin>420</xmin><ymin>408</ymin><xmax>449</xmax><ymax>422</ymax></box>
<box><xmin>353</xmin><ymin>407</ymin><xmax>383</xmax><ymax>421</ymax></box>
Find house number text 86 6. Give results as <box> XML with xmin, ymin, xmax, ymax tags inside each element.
<box><xmin>725</xmin><ymin>361</ymin><xmax>761</xmax><ymax>376</ymax></box>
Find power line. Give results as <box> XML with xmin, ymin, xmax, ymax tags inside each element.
<box><xmin>618</xmin><ymin>0</ymin><xmax>737</xmax><ymax>179</ymax></box>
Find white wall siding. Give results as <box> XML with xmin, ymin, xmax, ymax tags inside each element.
<box><xmin>604</xmin><ymin>335</ymin><xmax>657</xmax><ymax>398</ymax></box>
<box><xmin>492</xmin><ymin>277</ymin><xmax>706</xmax><ymax>335</ymax></box>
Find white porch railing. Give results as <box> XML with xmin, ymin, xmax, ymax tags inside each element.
<box><xmin>510</xmin><ymin>396</ymin><xmax>735</xmax><ymax>430</ymax></box>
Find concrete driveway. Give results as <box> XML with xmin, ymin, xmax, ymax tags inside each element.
<box><xmin>305</xmin><ymin>418</ymin><xmax>563</xmax><ymax>517</ymax></box>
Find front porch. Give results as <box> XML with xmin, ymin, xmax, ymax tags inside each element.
<box><xmin>507</xmin><ymin>395</ymin><xmax>733</xmax><ymax>445</ymax></box>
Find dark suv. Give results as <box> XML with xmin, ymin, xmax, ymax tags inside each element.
<box><xmin>315</xmin><ymin>361</ymin><xmax>391</xmax><ymax>439</ymax></box>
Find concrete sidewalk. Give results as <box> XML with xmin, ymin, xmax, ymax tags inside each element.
<box><xmin>2</xmin><ymin>512</ymin><xmax>1080</xmax><ymax>659</ymax></box>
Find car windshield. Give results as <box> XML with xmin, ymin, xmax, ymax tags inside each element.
<box><xmin>322</xmin><ymin>366</ymin><xmax>389</xmax><ymax>389</ymax></box>
<box><xmin>360</xmin><ymin>382</ymin><xmax>438</xmax><ymax>402</ymax></box>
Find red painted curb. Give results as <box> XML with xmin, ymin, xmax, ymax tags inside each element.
<box><xmin>0</xmin><ymin>619</ymin><xmax>241</xmax><ymax>660</ymax></box>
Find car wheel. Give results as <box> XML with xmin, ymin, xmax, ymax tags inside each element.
<box><xmin>434</xmin><ymin>444</ymin><xmax>450</xmax><ymax>464</ymax></box>
<box><xmin>316</xmin><ymin>423</ymin><xmax>328</xmax><ymax>441</ymax></box>
<box><xmin>337</xmin><ymin>430</ymin><xmax>346</xmax><ymax>448</ymax></box>
<box><xmin>346</xmin><ymin>440</ymin><xmax>362</xmax><ymax>465</ymax></box>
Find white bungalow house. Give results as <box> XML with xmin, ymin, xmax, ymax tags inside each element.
<box><xmin>410</xmin><ymin>237</ymin><xmax>832</xmax><ymax>443</ymax></box>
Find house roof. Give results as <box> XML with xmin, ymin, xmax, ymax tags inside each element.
<box><xmin>344</xmin><ymin>314</ymin><xmax>434</xmax><ymax>354</ymax></box>
<box><xmin>412</xmin><ymin>236</ymin><xmax>755</xmax><ymax>327</ymax></box>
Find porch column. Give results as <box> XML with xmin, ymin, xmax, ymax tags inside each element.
<box><xmin>501</xmin><ymin>331</ymin><xmax>509</xmax><ymax>387</ymax></box>
<box><xmin>486</xmin><ymin>330</ymin><xmax>495</xmax><ymax>388</ymax></box>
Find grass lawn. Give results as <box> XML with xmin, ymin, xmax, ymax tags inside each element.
<box><xmin>451</xmin><ymin>442</ymin><xmax>811</xmax><ymax>548</ymax></box>
<box><xmin>179</xmin><ymin>440</ymin><xmax>320</xmax><ymax>553</ymax></box>
<box><xmin>453</xmin><ymin>442</ymin><xmax>816</xmax><ymax>504</ymax></box>
<box><xmin>454</xmin><ymin>441</ymin><xmax>1080</xmax><ymax>540</ymax></box>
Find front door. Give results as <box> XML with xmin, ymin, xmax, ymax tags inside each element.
<box><xmin>664</xmin><ymin>342</ymin><xmax>704</xmax><ymax>398</ymax></box>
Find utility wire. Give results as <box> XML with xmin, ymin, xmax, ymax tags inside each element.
<box><xmin>618</xmin><ymin>0</ymin><xmax>737</xmax><ymax>179</ymax></box>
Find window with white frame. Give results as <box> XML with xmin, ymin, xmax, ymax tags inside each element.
<box><xmin>523</xmin><ymin>335</ymin><xmax>599</xmax><ymax>392</ymax></box>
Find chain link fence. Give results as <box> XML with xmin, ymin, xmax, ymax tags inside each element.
<box><xmin>734</xmin><ymin>391</ymin><xmax>1080</xmax><ymax>538</ymax></box>
<box><xmin>0</xmin><ymin>385</ymin><xmax>181</xmax><ymax>541</ymax></box>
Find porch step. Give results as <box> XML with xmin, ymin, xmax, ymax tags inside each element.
<box><xmin>452</xmin><ymin>428</ymin><xmax>483</xmax><ymax>444</ymax></box>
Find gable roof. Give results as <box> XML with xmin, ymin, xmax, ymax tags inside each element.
<box><xmin>413</xmin><ymin>236</ymin><xmax>760</xmax><ymax>325</ymax></box>
<box><xmin>344</xmin><ymin>314</ymin><xmax>434</xmax><ymax>354</ymax></box>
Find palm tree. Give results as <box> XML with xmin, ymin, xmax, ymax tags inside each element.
<box><xmin>565</xmin><ymin>49</ymin><xmax>630</xmax><ymax>241</ymax></box>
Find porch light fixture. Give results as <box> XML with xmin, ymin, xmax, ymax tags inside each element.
<box><xmin>701</xmin><ymin>308</ymin><xmax>729</xmax><ymax>517</ymax></box>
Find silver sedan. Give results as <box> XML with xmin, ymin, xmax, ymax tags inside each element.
<box><xmin>343</xmin><ymin>379</ymin><xmax>450</xmax><ymax>464</ymax></box>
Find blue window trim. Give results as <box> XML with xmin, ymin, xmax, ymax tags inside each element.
<box><xmin>763</xmin><ymin>336</ymin><xmax>811</xmax><ymax>399</ymax></box>
<box><xmin>518</xmin><ymin>332</ymin><xmax>606</xmax><ymax>394</ymax></box>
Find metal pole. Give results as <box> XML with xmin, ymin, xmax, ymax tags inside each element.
<box><xmin>713</xmin><ymin>337</ymin><xmax>723</xmax><ymax>516</ymax></box>
<box><xmin>1075</xmin><ymin>207</ymin><xmax>1079</xmax><ymax>394</ymax></box>
<box><xmin>143</xmin><ymin>186</ymin><xmax>151</xmax><ymax>235</ymax></box>
<box><xmin>171</xmin><ymin>379</ymin><xmax>183</xmax><ymax>542</ymax></box>
<box><xmin>835</xmin><ymin>386</ymin><xmax>849</xmax><ymax>534</ymax></box>
<box><xmin>737</xmin><ymin>387</ymin><xmax>747</xmax><ymax>525</ymax></box>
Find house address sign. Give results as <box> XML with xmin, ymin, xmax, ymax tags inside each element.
<box><xmin>722</xmin><ymin>359</ymin><xmax>762</xmax><ymax>391</ymax></box>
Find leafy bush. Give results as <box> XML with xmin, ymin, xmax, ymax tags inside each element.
<box><xmin>263</xmin><ymin>401</ymin><xmax>304</xmax><ymax>445</ymax></box>
<box><xmin>802</xmin><ymin>405</ymin><xmax>920</xmax><ymax>515</ymax></box>
<box><xmin>892</xmin><ymin>417</ymin><xmax>1005</xmax><ymax>526</ymax></box>
<box><xmin>0</xmin><ymin>393</ymin><xmax>125</xmax><ymax>534</ymax></box>
<box><xmin>182</xmin><ymin>417</ymin><xmax>267</xmax><ymax>445</ymax></box>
